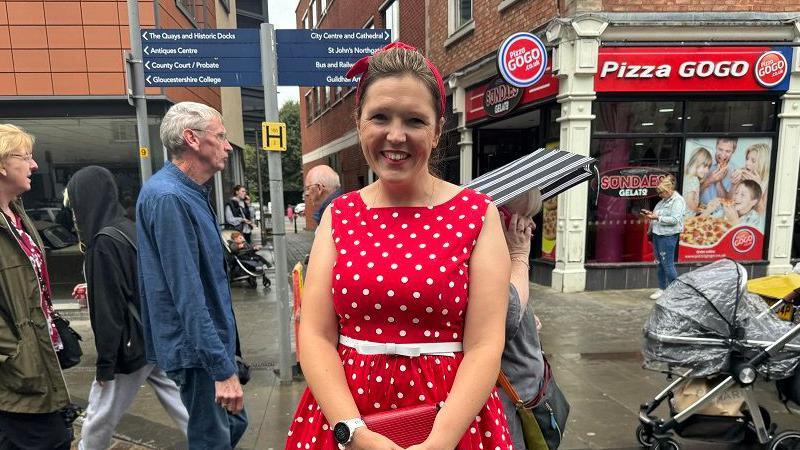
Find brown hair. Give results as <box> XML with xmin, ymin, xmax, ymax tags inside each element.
<box><xmin>354</xmin><ymin>47</ymin><xmax>443</xmax><ymax>120</ymax></box>
<box><xmin>231</xmin><ymin>231</ymin><xmax>243</xmax><ymax>240</ymax></box>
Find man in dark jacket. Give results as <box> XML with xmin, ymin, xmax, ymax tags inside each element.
<box><xmin>66</xmin><ymin>166</ymin><xmax>188</xmax><ymax>450</ymax></box>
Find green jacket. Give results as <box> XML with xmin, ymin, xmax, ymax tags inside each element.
<box><xmin>0</xmin><ymin>199</ymin><xmax>70</xmax><ymax>413</ymax></box>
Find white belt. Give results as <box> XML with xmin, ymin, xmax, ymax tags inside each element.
<box><xmin>339</xmin><ymin>335</ymin><xmax>462</xmax><ymax>357</ymax></box>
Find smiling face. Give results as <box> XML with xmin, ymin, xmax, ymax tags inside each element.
<box><xmin>745</xmin><ymin>150</ymin><xmax>759</xmax><ymax>172</ymax></box>
<box><xmin>356</xmin><ymin>74</ymin><xmax>442</xmax><ymax>187</ymax></box>
<box><xmin>0</xmin><ymin>146</ymin><xmax>37</xmax><ymax>197</ymax></box>
<box><xmin>733</xmin><ymin>183</ymin><xmax>759</xmax><ymax>216</ymax></box>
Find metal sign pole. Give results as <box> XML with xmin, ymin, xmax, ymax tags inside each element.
<box><xmin>260</xmin><ymin>22</ymin><xmax>292</xmax><ymax>384</ymax></box>
<box><xmin>126</xmin><ymin>0</ymin><xmax>152</xmax><ymax>182</ymax></box>
<box><xmin>255</xmin><ymin>129</ymin><xmax>267</xmax><ymax>244</ymax></box>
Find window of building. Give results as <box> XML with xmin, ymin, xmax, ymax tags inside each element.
<box><xmin>218</xmin><ymin>0</ymin><xmax>230</xmax><ymax>13</ymax></box>
<box><xmin>315</xmin><ymin>88</ymin><xmax>322</xmax><ymax>115</ymax></box>
<box><xmin>311</xmin><ymin>0</ymin><xmax>317</xmax><ymax>28</ymax></box>
<box><xmin>305</xmin><ymin>90</ymin><xmax>313</xmax><ymax>123</ymax></box>
<box><xmin>587</xmin><ymin>99</ymin><xmax>779</xmax><ymax>264</ymax></box>
<box><xmin>450</xmin><ymin>0</ymin><xmax>472</xmax><ymax>32</ymax></box>
<box><xmin>321</xmin><ymin>0</ymin><xmax>328</xmax><ymax>14</ymax></box>
<box><xmin>302</xmin><ymin>12</ymin><xmax>309</xmax><ymax>29</ymax></box>
<box><xmin>382</xmin><ymin>1</ymin><xmax>399</xmax><ymax>42</ymax></box>
<box><xmin>177</xmin><ymin>0</ymin><xmax>204</xmax><ymax>27</ymax></box>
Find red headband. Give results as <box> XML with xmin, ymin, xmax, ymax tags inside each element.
<box><xmin>345</xmin><ymin>41</ymin><xmax>446</xmax><ymax>118</ymax></box>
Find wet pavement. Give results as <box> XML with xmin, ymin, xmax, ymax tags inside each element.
<box><xmin>56</xmin><ymin>226</ymin><xmax>800</xmax><ymax>449</ymax></box>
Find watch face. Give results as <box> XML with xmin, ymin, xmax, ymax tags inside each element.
<box><xmin>333</xmin><ymin>422</ymin><xmax>350</xmax><ymax>444</ymax></box>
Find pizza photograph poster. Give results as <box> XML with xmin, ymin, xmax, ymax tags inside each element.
<box><xmin>679</xmin><ymin>136</ymin><xmax>772</xmax><ymax>261</ymax></box>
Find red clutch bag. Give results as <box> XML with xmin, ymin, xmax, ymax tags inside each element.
<box><xmin>363</xmin><ymin>403</ymin><xmax>438</xmax><ymax>447</ymax></box>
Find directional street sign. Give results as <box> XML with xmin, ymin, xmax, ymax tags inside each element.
<box><xmin>262</xmin><ymin>122</ymin><xmax>286</xmax><ymax>151</ymax></box>
<box><xmin>141</xmin><ymin>29</ymin><xmax>261</xmax><ymax>87</ymax></box>
<box><xmin>275</xmin><ymin>29</ymin><xmax>391</xmax><ymax>86</ymax></box>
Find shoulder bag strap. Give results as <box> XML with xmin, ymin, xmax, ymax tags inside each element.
<box><xmin>95</xmin><ymin>226</ymin><xmax>141</xmax><ymax>326</ymax></box>
<box><xmin>498</xmin><ymin>370</ymin><xmax>524</xmax><ymax>406</ymax></box>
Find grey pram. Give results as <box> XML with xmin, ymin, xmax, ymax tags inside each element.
<box><xmin>638</xmin><ymin>259</ymin><xmax>800</xmax><ymax>450</ymax></box>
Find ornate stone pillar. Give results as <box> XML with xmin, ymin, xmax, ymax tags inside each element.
<box><xmin>767</xmin><ymin>22</ymin><xmax>800</xmax><ymax>275</ymax></box>
<box><xmin>546</xmin><ymin>15</ymin><xmax>607</xmax><ymax>292</ymax></box>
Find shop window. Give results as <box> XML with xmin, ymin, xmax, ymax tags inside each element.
<box><xmin>594</xmin><ymin>101</ymin><xmax>682</xmax><ymax>134</ymax></box>
<box><xmin>587</xmin><ymin>137</ymin><xmax>682</xmax><ymax>263</ymax></box>
<box><xmin>304</xmin><ymin>90</ymin><xmax>313</xmax><ymax>123</ymax></box>
<box><xmin>383</xmin><ymin>1</ymin><xmax>400</xmax><ymax>42</ymax></box>
<box><xmin>685</xmin><ymin>100</ymin><xmax>776</xmax><ymax>133</ymax></box>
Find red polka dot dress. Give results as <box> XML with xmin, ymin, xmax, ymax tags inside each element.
<box><xmin>286</xmin><ymin>188</ymin><xmax>514</xmax><ymax>450</ymax></box>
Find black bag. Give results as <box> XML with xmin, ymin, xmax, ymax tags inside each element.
<box><xmin>530</xmin><ymin>365</ymin><xmax>570</xmax><ymax>449</ymax></box>
<box><xmin>52</xmin><ymin>313</ymin><xmax>82</xmax><ymax>369</ymax></box>
<box><xmin>236</xmin><ymin>355</ymin><xmax>251</xmax><ymax>385</ymax></box>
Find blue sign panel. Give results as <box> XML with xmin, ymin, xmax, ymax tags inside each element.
<box><xmin>145</xmin><ymin>72</ymin><xmax>262</xmax><ymax>87</ymax></box>
<box><xmin>275</xmin><ymin>29</ymin><xmax>390</xmax><ymax>87</ymax></box>
<box><xmin>141</xmin><ymin>29</ymin><xmax>262</xmax><ymax>87</ymax></box>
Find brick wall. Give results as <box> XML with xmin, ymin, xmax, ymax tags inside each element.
<box><xmin>602</xmin><ymin>0</ymin><xmax>800</xmax><ymax>12</ymax></box>
<box><xmin>427</xmin><ymin>0</ymin><xmax>556</xmax><ymax>78</ymax></box>
<box><xmin>297</xmin><ymin>0</ymin><xmax>426</xmax><ymax>202</ymax></box>
<box><xmin>0</xmin><ymin>0</ymin><xmax>219</xmax><ymax>110</ymax></box>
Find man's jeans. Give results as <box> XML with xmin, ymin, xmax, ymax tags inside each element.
<box><xmin>652</xmin><ymin>233</ymin><xmax>679</xmax><ymax>290</ymax></box>
<box><xmin>167</xmin><ymin>368</ymin><xmax>248</xmax><ymax>449</ymax></box>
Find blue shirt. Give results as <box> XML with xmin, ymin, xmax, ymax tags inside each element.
<box><xmin>649</xmin><ymin>191</ymin><xmax>687</xmax><ymax>236</ymax></box>
<box><xmin>136</xmin><ymin>161</ymin><xmax>237</xmax><ymax>381</ymax></box>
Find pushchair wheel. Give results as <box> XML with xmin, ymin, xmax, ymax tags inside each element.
<box><xmin>650</xmin><ymin>438</ymin><xmax>680</xmax><ymax>450</ymax></box>
<box><xmin>636</xmin><ymin>423</ymin><xmax>655</xmax><ymax>447</ymax></box>
<box><xmin>247</xmin><ymin>277</ymin><xmax>257</xmax><ymax>288</ymax></box>
<box><xmin>769</xmin><ymin>431</ymin><xmax>800</xmax><ymax>450</ymax></box>
<box><xmin>262</xmin><ymin>274</ymin><xmax>271</xmax><ymax>288</ymax></box>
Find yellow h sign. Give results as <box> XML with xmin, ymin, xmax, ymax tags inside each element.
<box><xmin>262</xmin><ymin>122</ymin><xmax>287</xmax><ymax>151</ymax></box>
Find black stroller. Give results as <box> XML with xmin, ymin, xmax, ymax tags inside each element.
<box><xmin>638</xmin><ymin>259</ymin><xmax>800</xmax><ymax>450</ymax></box>
<box><xmin>222</xmin><ymin>229</ymin><xmax>272</xmax><ymax>288</ymax></box>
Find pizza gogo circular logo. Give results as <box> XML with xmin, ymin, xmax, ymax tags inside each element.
<box><xmin>497</xmin><ymin>32</ymin><xmax>548</xmax><ymax>88</ymax></box>
<box><xmin>731</xmin><ymin>228</ymin><xmax>756</xmax><ymax>254</ymax></box>
<box><xmin>754</xmin><ymin>51</ymin><xmax>788</xmax><ymax>88</ymax></box>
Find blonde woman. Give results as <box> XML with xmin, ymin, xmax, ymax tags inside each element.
<box><xmin>732</xmin><ymin>143</ymin><xmax>769</xmax><ymax>215</ymax></box>
<box><xmin>641</xmin><ymin>176</ymin><xmax>686</xmax><ymax>300</ymax></box>
<box><xmin>0</xmin><ymin>124</ymin><xmax>73</xmax><ymax>449</ymax></box>
<box><xmin>683</xmin><ymin>147</ymin><xmax>712</xmax><ymax>214</ymax></box>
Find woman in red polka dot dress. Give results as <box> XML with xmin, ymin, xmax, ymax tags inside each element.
<box><xmin>286</xmin><ymin>43</ymin><xmax>513</xmax><ymax>450</ymax></box>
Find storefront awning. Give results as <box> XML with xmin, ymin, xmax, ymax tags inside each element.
<box><xmin>466</xmin><ymin>149</ymin><xmax>596</xmax><ymax>205</ymax></box>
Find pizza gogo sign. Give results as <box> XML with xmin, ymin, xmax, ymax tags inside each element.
<box><xmin>497</xmin><ymin>32</ymin><xmax>548</xmax><ymax>88</ymax></box>
<box><xmin>599</xmin><ymin>167</ymin><xmax>670</xmax><ymax>198</ymax></box>
<box><xmin>595</xmin><ymin>47</ymin><xmax>792</xmax><ymax>92</ymax></box>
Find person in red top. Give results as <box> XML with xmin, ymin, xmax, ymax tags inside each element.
<box><xmin>0</xmin><ymin>124</ymin><xmax>72</xmax><ymax>449</ymax></box>
<box><xmin>286</xmin><ymin>43</ymin><xmax>512</xmax><ymax>450</ymax></box>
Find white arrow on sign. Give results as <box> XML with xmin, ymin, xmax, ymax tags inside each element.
<box><xmin>142</xmin><ymin>31</ymin><xmax>148</xmax><ymax>41</ymax></box>
<box><xmin>384</xmin><ymin>30</ymin><xmax>390</xmax><ymax>40</ymax></box>
<box><xmin>146</xmin><ymin>75</ymin><xmax>152</xmax><ymax>84</ymax></box>
<box><xmin>145</xmin><ymin>61</ymin><xmax>151</xmax><ymax>70</ymax></box>
<box><xmin>143</xmin><ymin>46</ymin><xmax>150</xmax><ymax>55</ymax></box>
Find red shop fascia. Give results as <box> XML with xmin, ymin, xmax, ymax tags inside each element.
<box><xmin>590</xmin><ymin>45</ymin><xmax>791</xmax><ymax>267</ymax></box>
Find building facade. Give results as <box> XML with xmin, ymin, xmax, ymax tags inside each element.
<box><xmin>298</xmin><ymin>0</ymin><xmax>800</xmax><ymax>292</ymax></box>
<box><xmin>0</xmin><ymin>0</ymin><xmax>245</xmax><ymax>292</ymax></box>
<box><xmin>296</xmin><ymin>0</ymin><xmax>425</xmax><ymax>227</ymax></box>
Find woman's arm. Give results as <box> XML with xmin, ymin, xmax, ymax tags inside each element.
<box><xmin>685</xmin><ymin>190</ymin><xmax>700</xmax><ymax>213</ymax></box>
<box><xmin>420</xmin><ymin>204</ymin><xmax>511</xmax><ymax>450</ymax></box>
<box><xmin>298</xmin><ymin>207</ymin><xmax>401</xmax><ymax>450</ymax></box>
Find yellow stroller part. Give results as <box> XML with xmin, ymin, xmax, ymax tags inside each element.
<box><xmin>747</xmin><ymin>273</ymin><xmax>800</xmax><ymax>322</ymax></box>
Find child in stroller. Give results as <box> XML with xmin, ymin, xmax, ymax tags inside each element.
<box><xmin>638</xmin><ymin>259</ymin><xmax>800</xmax><ymax>450</ymax></box>
<box><xmin>224</xmin><ymin>230</ymin><xmax>272</xmax><ymax>288</ymax></box>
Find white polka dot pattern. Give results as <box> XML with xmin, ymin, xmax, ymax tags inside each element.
<box><xmin>286</xmin><ymin>189</ymin><xmax>512</xmax><ymax>450</ymax></box>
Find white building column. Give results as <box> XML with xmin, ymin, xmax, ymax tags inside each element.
<box><xmin>768</xmin><ymin>22</ymin><xmax>800</xmax><ymax>275</ymax></box>
<box><xmin>546</xmin><ymin>16</ymin><xmax>607</xmax><ymax>292</ymax></box>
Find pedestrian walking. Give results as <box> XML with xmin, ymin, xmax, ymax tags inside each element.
<box><xmin>642</xmin><ymin>175</ymin><xmax>686</xmax><ymax>300</ymax></box>
<box><xmin>0</xmin><ymin>124</ymin><xmax>73</xmax><ymax>449</ymax></box>
<box><xmin>66</xmin><ymin>166</ymin><xmax>189</xmax><ymax>450</ymax></box>
<box><xmin>225</xmin><ymin>185</ymin><xmax>254</xmax><ymax>243</ymax></box>
<box><xmin>136</xmin><ymin>102</ymin><xmax>247</xmax><ymax>449</ymax></box>
<box><xmin>286</xmin><ymin>42</ymin><xmax>513</xmax><ymax>450</ymax></box>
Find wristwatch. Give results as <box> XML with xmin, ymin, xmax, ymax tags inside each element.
<box><xmin>333</xmin><ymin>417</ymin><xmax>366</xmax><ymax>447</ymax></box>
